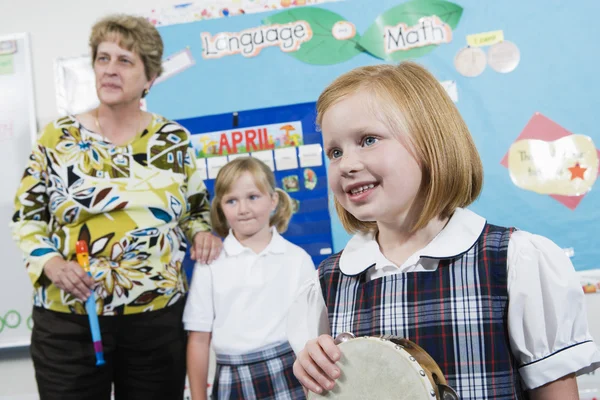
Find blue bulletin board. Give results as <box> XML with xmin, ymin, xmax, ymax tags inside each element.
<box><xmin>177</xmin><ymin>102</ymin><xmax>334</xmax><ymax>270</ymax></box>
<box><xmin>149</xmin><ymin>0</ymin><xmax>600</xmax><ymax>271</ymax></box>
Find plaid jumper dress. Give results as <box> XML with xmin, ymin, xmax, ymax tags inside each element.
<box><xmin>319</xmin><ymin>224</ymin><xmax>528</xmax><ymax>400</ymax></box>
<box><xmin>211</xmin><ymin>341</ymin><xmax>305</xmax><ymax>400</ymax></box>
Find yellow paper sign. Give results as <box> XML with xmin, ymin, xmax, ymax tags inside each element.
<box><xmin>466</xmin><ymin>30</ymin><xmax>504</xmax><ymax>47</ymax></box>
<box><xmin>508</xmin><ymin>135</ymin><xmax>598</xmax><ymax>196</ymax></box>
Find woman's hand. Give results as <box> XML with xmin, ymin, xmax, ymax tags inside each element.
<box><xmin>293</xmin><ymin>334</ymin><xmax>341</xmax><ymax>395</ymax></box>
<box><xmin>43</xmin><ymin>256</ymin><xmax>95</xmax><ymax>301</ymax></box>
<box><xmin>191</xmin><ymin>232</ymin><xmax>222</xmax><ymax>264</ymax></box>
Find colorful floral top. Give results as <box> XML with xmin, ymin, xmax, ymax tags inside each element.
<box><xmin>11</xmin><ymin>114</ymin><xmax>211</xmax><ymax>316</ymax></box>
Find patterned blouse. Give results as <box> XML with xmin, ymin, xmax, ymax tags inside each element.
<box><xmin>11</xmin><ymin>114</ymin><xmax>211</xmax><ymax>316</ymax></box>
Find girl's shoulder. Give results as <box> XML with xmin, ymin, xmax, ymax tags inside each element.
<box><xmin>508</xmin><ymin>230</ymin><xmax>566</xmax><ymax>260</ymax></box>
<box><xmin>278</xmin><ymin>237</ymin><xmax>313</xmax><ymax>259</ymax></box>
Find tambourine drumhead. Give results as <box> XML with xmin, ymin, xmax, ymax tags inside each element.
<box><xmin>307</xmin><ymin>336</ymin><xmax>437</xmax><ymax>400</ymax></box>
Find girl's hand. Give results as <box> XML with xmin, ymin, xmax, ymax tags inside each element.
<box><xmin>293</xmin><ymin>334</ymin><xmax>341</xmax><ymax>394</ymax></box>
<box><xmin>191</xmin><ymin>232</ymin><xmax>222</xmax><ymax>264</ymax></box>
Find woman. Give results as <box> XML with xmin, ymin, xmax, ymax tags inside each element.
<box><xmin>11</xmin><ymin>14</ymin><xmax>222</xmax><ymax>400</ymax></box>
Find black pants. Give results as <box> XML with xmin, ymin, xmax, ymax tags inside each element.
<box><xmin>30</xmin><ymin>298</ymin><xmax>187</xmax><ymax>400</ymax></box>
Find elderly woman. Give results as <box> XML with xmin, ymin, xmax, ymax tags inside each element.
<box><xmin>11</xmin><ymin>14</ymin><xmax>221</xmax><ymax>399</ymax></box>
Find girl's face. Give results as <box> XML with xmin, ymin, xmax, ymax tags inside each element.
<box><xmin>322</xmin><ymin>91</ymin><xmax>423</xmax><ymax>229</ymax></box>
<box><xmin>220</xmin><ymin>172</ymin><xmax>278</xmax><ymax>242</ymax></box>
<box><xmin>94</xmin><ymin>40</ymin><xmax>151</xmax><ymax>106</ymax></box>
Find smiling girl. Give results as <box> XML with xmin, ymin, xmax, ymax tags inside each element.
<box><xmin>288</xmin><ymin>62</ymin><xmax>600</xmax><ymax>400</ymax></box>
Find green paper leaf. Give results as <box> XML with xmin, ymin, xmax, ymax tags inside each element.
<box><xmin>359</xmin><ymin>0</ymin><xmax>463</xmax><ymax>61</ymax></box>
<box><xmin>263</xmin><ymin>7</ymin><xmax>362</xmax><ymax>65</ymax></box>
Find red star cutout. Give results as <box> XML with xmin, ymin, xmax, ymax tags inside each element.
<box><xmin>568</xmin><ymin>163</ymin><xmax>587</xmax><ymax>180</ymax></box>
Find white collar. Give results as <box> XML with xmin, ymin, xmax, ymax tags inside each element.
<box><xmin>339</xmin><ymin>208</ymin><xmax>486</xmax><ymax>276</ymax></box>
<box><xmin>223</xmin><ymin>226</ymin><xmax>287</xmax><ymax>256</ymax></box>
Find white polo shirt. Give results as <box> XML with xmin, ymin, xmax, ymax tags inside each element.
<box><xmin>184</xmin><ymin>227</ymin><xmax>315</xmax><ymax>355</ymax></box>
<box><xmin>287</xmin><ymin>208</ymin><xmax>600</xmax><ymax>390</ymax></box>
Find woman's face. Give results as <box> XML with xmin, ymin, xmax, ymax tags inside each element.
<box><xmin>94</xmin><ymin>40</ymin><xmax>151</xmax><ymax>107</ymax></box>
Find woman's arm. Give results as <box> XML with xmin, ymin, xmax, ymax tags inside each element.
<box><xmin>179</xmin><ymin>146</ymin><xmax>212</xmax><ymax>237</ymax></box>
<box><xmin>187</xmin><ymin>331</ymin><xmax>212</xmax><ymax>400</ymax></box>
<box><xmin>180</xmin><ymin>145</ymin><xmax>221</xmax><ymax>263</ymax></box>
<box><xmin>528</xmin><ymin>374</ymin><xmax>579</xmax><ymax>400</ymax></box>
<box><xmin>11</xmin><ymin>140</ymin><xmax>63</xmax><ymax>285</ymax></box>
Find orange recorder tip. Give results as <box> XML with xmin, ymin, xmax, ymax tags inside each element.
<box><xmin>76</xmin><ymin>240</ymin><xmax>89</xmax><ymax>254</ymax></box>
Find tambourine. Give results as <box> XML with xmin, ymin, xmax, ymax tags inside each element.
<box><xmin>307</xmin><ymin>333</ymin><xmax>459</xmax><ymax>399</ymax></box>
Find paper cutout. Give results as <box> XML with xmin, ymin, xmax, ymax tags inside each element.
<box><xmin>332</xmin><ymin>21</ymin><xmax>356</xmax><ymax>40</ymax></box>
<box><xmin>304</xmin><ymin>168</ymin><xmax>317</xmax><ymax>190</ymax></box>
<box><xmin>359</xmin><ymin>0</ymin><xmax>462</xmax><ymax>61</ymax></box>
<box><xmin>0</xmin><ymin>40</ymin><xmax>17</xmax><ymax>55</ymax></box>
<box><xmin>291</xmin><ymin>198</ymin><xmax>300</xmax><ymax>214</ymax></box>
<box><xmin>252</xmin><ymin>150</ymin><xmax>275</xmax><ymax>171</ymax></box>
<box><xmin>274</xmin><ymin>147</ymin><xmax>299</xmax><ymax>170</ymax></box>
<box><xmin>501</xmin><ymin>112</ymin><xmax>600</xmax><ymax>210</ymax></box>
<box><xmin>568</xmin><ymin>163</ymin><xmax>587</xmax><ymax>180</ymax></box>
<box><xmin>195</xmin><ymin>158</ymin><xmax>208</xmax><ymax>180</ymax></box>
<box><xmin>488</xmin><ymin>40</ymin><xmax>520</xmax><ymax>73</ymax></box>
<box><xmin>466</xmin><ymin>30</ymin><xmax>504</xmax><ymax>47</ymax></box>
<box><xmin>207</xmin><ymin>156</ymin><xmax>228</xmax><ymax>179</ymax></box>
<box><xmin>282</xmin><ymin>175</ymin><xmax>300</xmax><ymax>192</ymax></box>
<box><xmin>298</xmin><ymin>144</ymin><xmax>323</xmax><ymax>167</ymax></box>
<box><xmin>507</xmin><ymin>135</ymin><xmax>598</xmax><ymax>196</ymax></box>
<box><xmin>263</xmin><ymin>8</ymin><xmax>363</xmax><ymax>65</ymax></box>
<box><xmin>193</xmin><ymin>121</ymin><xmax>303</xmax><ymax>158</ymax></box>
<box><xmin>383</xmin><ymin>16</ymin><xmax>452</xmax><ymax>55</ymax></box>
<box><xmin>201</xmin><ymin>21</ymin><xmax>313</xmax><ymax>59</ymax></box>
<box><xmin>227</xmin><ymin>153</ymin><xmax>250</xmax><ymax>162</ymax></box>
<box><xmin>440</xmin><ymin>80</ymin><xmax>458</xmax><ymax>102</ymax></box>
<box><xmin>144</xmin><ymin>0</ymin><xmax>342</xmax><ymax>28</ymax></box>
<box><xmin>454</xmin><ymin>46</ymin><xmax>486</xmax><ymax>77</ymax></box>
<box><xmin>0</xmin><ymin>55</ymin><xmax>14</xmax><ymax>75</ymax></box>
<box><xmin>155</xmin><ymin>48</ymin><xmax>196</xmax><ymax>84</ymax></box>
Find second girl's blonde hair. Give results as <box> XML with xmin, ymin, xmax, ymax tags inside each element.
<box><xmin>210</xmin><ymin>157</ymin><xmax>293</xmax><ymax>238</ymax></box>
<box><xmin>317</xmin><ymin>62</ymin><xmax>483</xmax><ymax>234</ymax></box>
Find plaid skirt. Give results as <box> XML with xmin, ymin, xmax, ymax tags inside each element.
<box><xmin>211</xmin><ymin>342</ymin><xmax>305</xmax><ymax>400</ymax></box>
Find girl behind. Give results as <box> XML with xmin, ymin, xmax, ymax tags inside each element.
<box><xmin>184</xmin><ymin>157</ymin><xmax>315</xmax><ymax>400</ymax></box>
<box><xmin>289</xmin><ymin>62</ymin><xmax>600</xmax><ymax>400</ymax></box>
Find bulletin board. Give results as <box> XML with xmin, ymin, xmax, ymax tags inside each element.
<box><xmin>178</xmin><ymin>101</ymin><xmax>334</xmax><ymax>269</ymax></box>
<box><xmin>148</xmin><ymin>0</ymin><xmax>600</xmax><ymax>272</ymax></box>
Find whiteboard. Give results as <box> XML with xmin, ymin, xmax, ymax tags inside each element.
<box><xmin>0</xmin><ymin>32</ymin><xmax>37</xmax><ymax>348</ymax></box>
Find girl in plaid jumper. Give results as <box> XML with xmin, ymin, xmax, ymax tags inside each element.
<box><xmin>288</xmin><ymin>62</ymin><xmax>599</xmax><ymax>399</ymax></box>
<box><xmin>184</xmin><ymin>157</ymin><xmax>314</xmax><ymax>400</ymax></box>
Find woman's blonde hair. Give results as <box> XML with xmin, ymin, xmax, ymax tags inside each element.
<box><xmin>89</xmin><ymin>14</ymin><xmax>163</xmax><ymax>80</ymax></box>
<box><xmin>317</xmin><ymin>62</ymin><xmax>483</xmax><ymax>234</ymax></box>
<box><xmin>210</xmin><ymin>157</ymin><xmax>293</xmax><ymax>238</ymax></box>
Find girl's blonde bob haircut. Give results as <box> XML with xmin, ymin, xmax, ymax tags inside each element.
<box><xmin>89</xmin><ymin>14</ymin><xmax>164</xmax><ymax>80</ymax></box>
<box><xmin>210</xmin><ymin>157</ymin><xmax>293</xmax><ymax>238</ymax></box>
<box><xmin>317</xmin><ymin>62</ymin><xmax>483</xmax><ymax>234</ymax></box>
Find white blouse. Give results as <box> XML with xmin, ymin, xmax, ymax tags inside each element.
<box><xmin>286</xmin><ymin>208</ymin><xmax>600</xmax><ymax>390</ymax></box>
<box><xmin>184</xmin><ymin>227</ymin><xmax>315</xmax><ymax>355</ymax></box>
